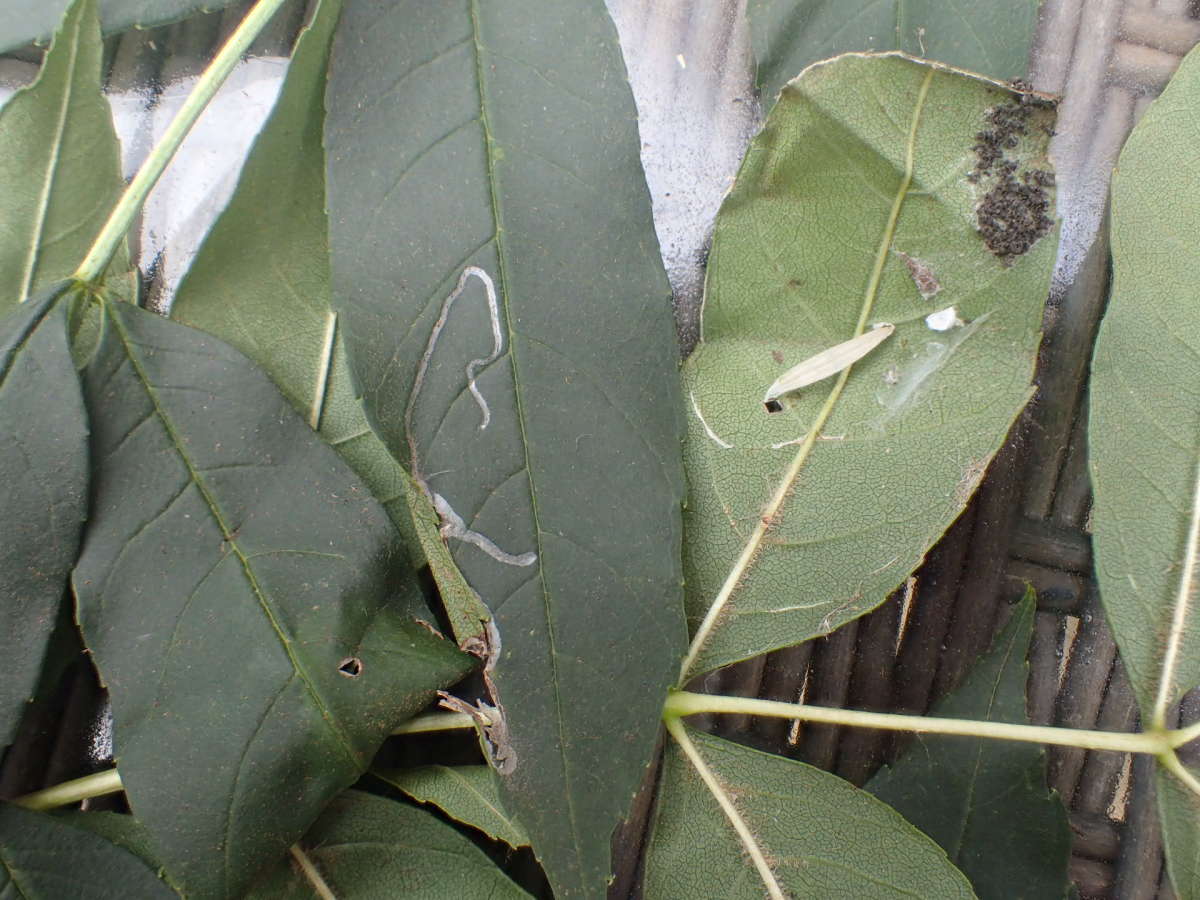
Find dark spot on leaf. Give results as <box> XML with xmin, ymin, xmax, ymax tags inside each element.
<box><xmin>764</xmin><ymin>399</ymin><xmax>783</xmax><ymax>413</ymax></box>
<box><xmin>771</xmin><ymin>350</ymin><xmax>784</xmax><ymax>364</ymax></box>
<box><xmin>787</xmin><ymin>279</ymin><xmax>803</xmax><ymax>289</ymax></box>
<box><xmin>969</xmin><ymin>92</ymin><xmax>1055</xmax><ymax>262</ymax></box>
<box><xmin>337</xmin><ymin>657</ymin><xmax>363</xmax><ymax>678</ymax></box>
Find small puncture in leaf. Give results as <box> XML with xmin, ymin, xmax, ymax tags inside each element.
<box><xmin>763</xmin><ymin>323</ymin><xmax>895</xmax><ymax>408</ymax></box>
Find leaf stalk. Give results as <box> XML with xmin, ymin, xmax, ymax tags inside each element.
<box><xmin>72</xmin><ymin>0</ymin><xmax>290</xmax><ymax>285</ymax></box>
<box><xmin>665</xmin><ymin>691</ymin><xmax>1175</xmax><ymax>756</ymax></box>
<box><xmin>11</xmin><ymin>767</ymin><xmax>123</xmax><ymax>811</ymax></box>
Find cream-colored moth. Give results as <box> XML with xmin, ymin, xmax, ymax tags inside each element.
<box><xmin>763</xmin><ymin>323</ymin><xmax>895</xmax><ymax>407</ymax></box>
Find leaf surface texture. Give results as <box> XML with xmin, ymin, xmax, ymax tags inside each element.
<box><xmin>681</xmin><ymin>53</ymin><xmax>1058</xmax><ymax>678</ymax></box>
<box><xmin>644</xmin><ymin>725</ymin><xmax>975</xmax><ymax>898</ymax></box>
<box><xmin>0</xmin><ymin>0</ymin><xmax>124</xmax><ymax>318</ymax></box>
<box><xmin>747</xmin><ymin>0</ymin><xmax>1041</xmax><ymax>101</ymax></box>
<box><xmin>0</xmin><ymin>282</ymin><xmax>86</xmax><ymax>746</ymax></box>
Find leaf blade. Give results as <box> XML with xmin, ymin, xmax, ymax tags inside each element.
<box><xmin>245</xmin><ymin>790</ymin><xmax>530</xmax><ymax>899</ymax></box>
<box><xmin>0</xmin><ymin>282</ymin><xmax>86</xmax><ymax>747</ymax></box>
<box><xmin>376</xmin><ymin>765</ymin><xmax>530</xmax><ymax>849</ymax></box>
<box><xmin>0</xmin><ymin>0</ymin><xmax>242</xmax><ymax>54</ymax></box>
<box><xmin>644</xmin><ymin>725</ymin><xmax>976</xmax><ymax>899</ymax></box>
<box><xmin>0</xmin><ymin>804</ymin><xmax>175</xmax><ymax>899</ymax></box>
<box><xmin>681</xmin><ymin>53</ymin><xmax>1058</xmax><ymax>678</ymax></box>
<box><xmin>1090</xmin><ymin>43</ymin><xmax>1200</xmax><ymax>724</ymax></box>
<box><xmin>0</xmin><ymin>0</ymin><xmax>124</xmax><ymax>318</ymax></box>
<box><xmin>324</xmin><ymin>2</ymin><xmax>686</xmax><ymax>894</ymax></box>
<box><xmin>73</xmin><ymin>301</ymin><xmax>472</xmax><ymax>898</ymax></box>
<box><xmin>747</xmin><ymin>0</ymin><xmax>1041</xmax><ymax>102</ymax></box>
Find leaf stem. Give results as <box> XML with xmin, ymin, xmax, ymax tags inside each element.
<box><xmin>665</xmin><ymin>691</ymin><xmax>1173</xmax><ymax>755</ymax></box>
<box><xmin>72</xmin><ymin>0</ymin><xmax>290</xmax><ymax>285</ymax></box>
<box><xmin>11</xmin><ymin>768</ymin><xmax>124</xmax><ymax>811</ymax></box>
<box><xmin>665</xmin><ymin>717</ymin><xmax>785</xmax><ymax>900</ymax></box>
<box><xmin>1160</xmin><ymin>750</ymin><xmax>1200</xmax><ymax>801</ymax></box>
<box><xmin>392</xmin><ymin>711</ymin><xmax>477</xmax><ymax>735</ymax></box>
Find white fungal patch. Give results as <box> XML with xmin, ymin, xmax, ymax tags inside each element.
<box><xmin>924</xmin><ymin>306</ymin><xmax>963</xmax><ymax>332</ymax></box>
<box><xmin>690</xmin><ymin>391</ymin><xmax>733</xmax><ymax>449</ymax></box>
<box><xmin>432</xmin><ymin>493</ymin><xmax>537</xmax><ymax>567</ymax></box>
<box><xmin>763</xmin><ymin>323</ymin><xmax>894</xmax><ymax>404</ymax></box>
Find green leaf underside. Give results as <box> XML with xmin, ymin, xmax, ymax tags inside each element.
<box><xmin>644</xmin><ymin>725</ymin><xmax>975</xmax><ymax>898</ymax></box>
<box><xmin>682</xmin><ymin>53</ymin><xmax>1058</xmax><ymax>678</ymax></box>
<box><xmin>867</xmin><ymin>590</ymin><xmax>1071</xmax><ymax>899</ymax></box>
<box><xmin>72</xmin><ymin>300</ymin><xmax>472</xmax><ymax>898</ymax></box>
<box><xmin>1157</xmin><ymin>767</ymin><xmax>1200</xmax><ymax>900</ymax></box>
<box><xmin>245</xmin><ymin>790</ymin><xmax>530</xmax><ymax>899</ymax></box>
<box><xmin>747</xmin><ymin>0</ymin><xmax>1040</xmax><ymax>103</ymax></box>
<box><xmin>377</xmin><ymin>765</ymin><xmax>530</xmax><ymax>848</ymax></box>
<box><xmin>1090</xmin><ymin>42</ymin><xmax>1200</xmax><ymax>724</ymax></box>
<box><xmin>0</xmin><ymin>0</ymin><xmax>241</xmax><ymax>54</ymax></box>
<box><xmin>168</xmin><ymin>0</ymin><xmax>446</xmax><ymax>584</ymax></box>
<box><xmin>0</xmin><ymin>804</ymin><xmax>174</xmax><ymax>899</ymax></box>
<box><xmin>0</xmin><ymin>282</ymin><xmax>86</xmax><ymax>746</ymax></box>
<box><xmin>1090</xmin><ymin>44</ymin><xmax>1200</xmax><ymax>897</ymax></box>
<box><xmin>0</xmin><ymin>0</ymin><xmax>125</xmax><ymax>320</ymax></box>
<box><xmin>325</xmin><ymin>2</ymin><xmax>685</xmax><ymax>896</ymax></box>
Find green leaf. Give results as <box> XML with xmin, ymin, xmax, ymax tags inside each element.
<box><xmin>56</xmin><ymin>811</ymin><xmax>164</xmax><ymax>875</ymax></box>
<box><xmin>680</xmin><ymin>53</ymin><xmax>1058</xmax><ymax>679</ymax></box>
<box><xmin>0</xmin><ymin>0</ymin><xmax>241</xmax><ymax>54</ymax></box>
<box><xmin>866</xmin><ymin>589</ymin><xmax>1071</xmax><ymax>899</ymax></box>
<box><xmin>747</xmin><ymin>0</ymin><xmax>1041</xmax><ymax>102</ymax></box>
<box><xmin>168</xmin><ymin>0</ymin><xmax>442</xmax><ymax>574</ymax></box>
<box><xmin>0</xmin><ymin>0</ymin><xmax>125</xmax><ymax>319</ymax></box>
<box><xmin>0</xmin><ymin>281</ymin><xmax>87</xmax><ymax>747</ymax></box>
<box><xmin>376</xmin><ymin>765</ymin><xmax>530</xmax><ymax>849</ymax></box>
<box><xmin>245</xmin><ymin>790</ymin><xmax>530</xmax><ymax>899</ymax></box>
<box><xmin>644</xmin><ymin>725</ymin><xmax>975</xmax><ymax>898</ymax></box>
<box><xmin>0</xmin><ymin>803</ymin><xmax>175</xmax><ymax>899</ymax></box>
<box><xmin>324</xmin><ymin>2</ymin><xmax>686</xmax><ymax>895</ymax></box>
<box><xmin>1157</xmin><ymin>766</ymin><xmax>1200</xmax><ymax>899</ymax></box>
<box><xmin>1090</xmin><ymin>45</ymin><xmax>1200</xmax><ymax>897</ymax></box>
<box><xmin>72</xmin><ymin>300</ymin><xmax>473</xmax><ymax>898</ymax></box>
<box><xmin>1090</xmin><ymin>42</ymin><xmax>1200</xmax><ymax>724</ymax></box>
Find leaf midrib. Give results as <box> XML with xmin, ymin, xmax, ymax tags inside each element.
<box><xmin>19</xmin><ymin>8</ymin><xmax>81</xmax><ymax>304</ymax></box>
<box><xmin>105</xmin><ymin>303</ymin><xmax>360</xmax><ymax>769</ymax></box>
<box><xmin>466</xmin><ymin>0</ymin><xmax>582</xmax><ymax>872</ymax></box>
<box><xmin>680</xmin><ymin>65</ymin><xmax>937</xmax><ymax>682</ymax></box>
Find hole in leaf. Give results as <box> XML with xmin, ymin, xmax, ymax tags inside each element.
<box><xmin>337</xmin><ymin>657</ymin><xmax>363</xmax><ymax>678</ymax></box>
<box><xmin>764</xmin><ymin>399</ymin><xmax>783</xmax><ymax>413</ymax></box>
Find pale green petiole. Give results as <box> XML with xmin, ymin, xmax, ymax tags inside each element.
<box><xmin>664</xmin><ymin>690</ymin><xmax>1198</xmax><ymax>757</ymax></box>
<box><xmin>73</xmin><ymin>0</ymin><xmax>291</xmax><ymax>285</ymax></box>
<box><xmin>12</xmin><ymin>768</ymin><xmax>124</xmax><ymax>811</ymax></box>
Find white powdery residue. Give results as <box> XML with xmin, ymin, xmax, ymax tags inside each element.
<box><xmin>432</xmin><ymin>493</ymin><xmax>537</xmax><ymax>567</ymax></box>
<box><xmin>690</xmin><ymin>391</ymin><xmax>733</xmax><ymax>449</ymax></box>
<box><xmin>924</xmin><ymin>306</ymin><xmax>963</xmax><ymax>332</ymax></box>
